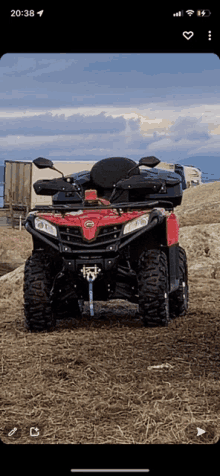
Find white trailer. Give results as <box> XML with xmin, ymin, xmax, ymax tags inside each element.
<box><xmin>3</xmin><ymin>160</ymin><xmax>97</xmax><ymax>212</ymax></box>
<box><xmin>184</xmin><ymin>165</ymin><xmax>202</xmax><ymax>187</ymax></box>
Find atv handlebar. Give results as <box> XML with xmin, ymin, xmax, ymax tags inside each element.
<box><xmin>33</xmin><ymin>176</ymin><xmax>82</xmax><ymax>196</ymax></box>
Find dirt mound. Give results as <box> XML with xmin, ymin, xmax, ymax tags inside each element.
<box><xmin>0</xmin><ymin>264</ymin><xmax>25</xmax><ymax>310</ymax></box>
<box><xmin>175</xmin><ymin>181</ymin><xmax>220</xmax><ymax>227</ymax></box>
<box><xmin>179</xmin><ymin>223</ymin><xmax>220</xmax><ymax>279</ymax></box>
<box><xmin>0</xmin><ymin>249</ymin><xmax>25</xmax><ymax>266</ymax></box>
<box><xmin>0</xmin><ymin>227</ymin><xmax>32</xmax><ymax>264</ymax></box>
<box><xmin>0</xmin><ymin>263</ymin><xmax>25</xmax><ymax>286</ymax></box>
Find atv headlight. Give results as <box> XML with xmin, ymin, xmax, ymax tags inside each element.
<box><xmin>35</xmin><ymin>217</ymin><xmax>57</xmax><ymax>237</ymax></box>
<box><xmin>123</xmin><ymin>213</ymin><xmax>149</xmax><ymax>235</ymax></box>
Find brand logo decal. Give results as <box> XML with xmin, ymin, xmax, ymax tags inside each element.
<box><xmin>84</xmin><ymin>220</ymin><xmax>95</xmax><ymax>229</ymax></box>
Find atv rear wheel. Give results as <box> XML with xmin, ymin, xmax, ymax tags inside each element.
<box><xmin>169</xmin><ymin>246</ymin><xmax>188</xmax><ymax>318</ymax></box>
<box><xmin>23</xmin><ymin>251</ymin><xmax>55</xmax><ymax>332</ymax></box>
<box><xmin>137</xmin><ymin>249</ymin><xmax>170</xmax><ymax>327</ymax></box>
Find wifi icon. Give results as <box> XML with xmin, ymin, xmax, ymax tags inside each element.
<box><xmin>186</xmin><ymin>10</ymin><xmax>194</xmax><ymax>16</ymax></box>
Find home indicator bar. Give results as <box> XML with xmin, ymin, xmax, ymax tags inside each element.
<box><xmin>70</xmin><ymin>471</ymin><xmax>150</xmax><ymax>473</ymax></box>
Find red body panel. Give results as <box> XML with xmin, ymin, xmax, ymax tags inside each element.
<box><xmin>166</xmin><ymin>213</ymin><xmax>179</xmax><ymax>246</ymax></box>
<box><xmin>38</xmin><ymin>209</ymin><xmax>151</xmax><ymax>241</ymax></box>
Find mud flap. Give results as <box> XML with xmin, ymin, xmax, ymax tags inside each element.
<box><xmin>168</xmin><ymin>245</ymin><xmax>179</xmax><ymax>293</ymax></box>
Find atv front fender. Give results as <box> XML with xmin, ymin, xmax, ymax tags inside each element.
<box><xmin>25</xmin><ymin>222</ymin><xmax>59</xmax><ymax>251</ymax></box>
<box><xmin>119</xmin><ymin>215</ymin><xmax>163</xmax><ymax>250</ymax></box>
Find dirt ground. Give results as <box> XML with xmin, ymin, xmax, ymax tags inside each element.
<box><xmin>0</xmin><ymin>182</ymin><xmax>220</xmax><ymax>446</ymax></box>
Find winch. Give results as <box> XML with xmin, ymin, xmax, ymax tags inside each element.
<box><xmin>80</xmin><ymin>264</ymin><xmax>101</xmax><ymax>316</ymax></box>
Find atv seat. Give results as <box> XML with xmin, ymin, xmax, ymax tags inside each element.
<box><xmin>90</xmin><ymin>157</ymin><xmax>140</xmax><ymax>202</ymax></box>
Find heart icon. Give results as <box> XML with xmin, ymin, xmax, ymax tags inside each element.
<box><xmin>183</xmin><ymin>31</ymin><xmax>194</xmax><ymax>40</ymax></box>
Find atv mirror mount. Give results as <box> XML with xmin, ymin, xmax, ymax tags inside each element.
<box><xmin>51</xmin><ymin>165</ymin><xmax>64</xmax><ymax>178</ymax></box>
<box><xmin>124</xmin><ymin>156</ymin><xmax>161</xmax><ymax>179</ymax></box>
<box><xmin>33</xmin><ymin>157</ymin><xmax>64</xmax><ymax>178</ymax></box>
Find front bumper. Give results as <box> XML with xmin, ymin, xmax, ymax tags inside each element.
<box><xmin>25</xmin><ymin>222</ymin><xmax>59</xmax><ymax>251</ymax></box>
<box><xmin>62</xmin><ymin>254</ymin><xmax>119</xmax><ymax>273</ymax></box>
<box><xmin>25</xmin><ymin>215</ymin><xmax>160</xmax><ymax>272</ymax></box>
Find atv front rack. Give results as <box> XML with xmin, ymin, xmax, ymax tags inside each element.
<box><xmin>32</xmin><ymin>200</ymin><xmax>174</xmax><ymax>213</ymax></box>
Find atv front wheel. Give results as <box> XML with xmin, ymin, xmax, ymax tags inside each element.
<box><xmin>23</xmin><ymin>251</ymin><xmax>55</xmax><ymax>332</ymax></box>
<box><xmin>137</xmin><ymin>249</ymin><xmax>170</xmax><ymax>327</ymax></box>
<box><xmin>169</xmin><ymin>246</ymin><xmax>188</xmax><ymax>318</ymax></box>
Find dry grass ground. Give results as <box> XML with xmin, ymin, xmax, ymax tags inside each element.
<box><xmin>0</xmin><ymin>183</ymin><xmax>220</xmax><ymax>446</ymax></box>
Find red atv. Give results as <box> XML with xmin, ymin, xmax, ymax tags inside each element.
<box><xmin>23</xmin><ymin>156</ymin><xmax>188</xmax><ymax>332</ymax></box>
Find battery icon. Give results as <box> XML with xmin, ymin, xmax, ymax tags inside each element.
<box><xmin>197</xmin><ymin>10</ymin><xmax>211</xmax><ymax>16</ymax></box>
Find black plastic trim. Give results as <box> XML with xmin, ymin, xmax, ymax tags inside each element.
<box><xmin>119</xmin><ymin>217</ymin><xmax>159</xmax><ymax>249</ymax></box>
<box><xmin>59</xmin><ymin>226</ymin><xmax>122</xmax><ymax>249</ymax></box>
<box><xmin>168</xmin><ymin>244</ymin><xmax>179</xmax><ymax>292</ymax></box>
<box><xmin>25</xmin><ymin>223</ymin><xmax>59</xmax><ymax>251</ymax></box>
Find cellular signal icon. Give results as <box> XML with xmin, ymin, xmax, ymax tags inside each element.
<box><xmin>173</xmin><ymin>11</ymin><xmax>184</xmax><ymax>16</ymax></box>
<box><xmin>186</xmin><ymin>10</ymin><xmax>194</xmax><ymax>16</ymax></box>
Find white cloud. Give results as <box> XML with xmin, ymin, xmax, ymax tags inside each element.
<box><xmin>27</xmin><ymin>58</ymin><xmax>78</xmax><ymax>77</ymax></box>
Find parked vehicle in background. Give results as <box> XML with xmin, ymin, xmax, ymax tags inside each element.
<box><xmin>183</xmin><ymin>165</ymin><xmax>202</xmax><ymax>188</ymax></box>
<box><xmin>155</xmin><ymin>162</ymin><xmax>202</xmax><ymax>189</ymax></box>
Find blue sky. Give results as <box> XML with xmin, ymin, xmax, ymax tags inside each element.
<box><xmin>0</xmin><ymin>53</ymin><xmax>220</xmax><ymax>179</ymax></box>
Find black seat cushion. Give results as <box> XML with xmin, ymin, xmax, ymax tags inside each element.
<box><xmin>90</xmin><ymin>157</ymin><xmax>140</xmax><ymax>189</ymax></box>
